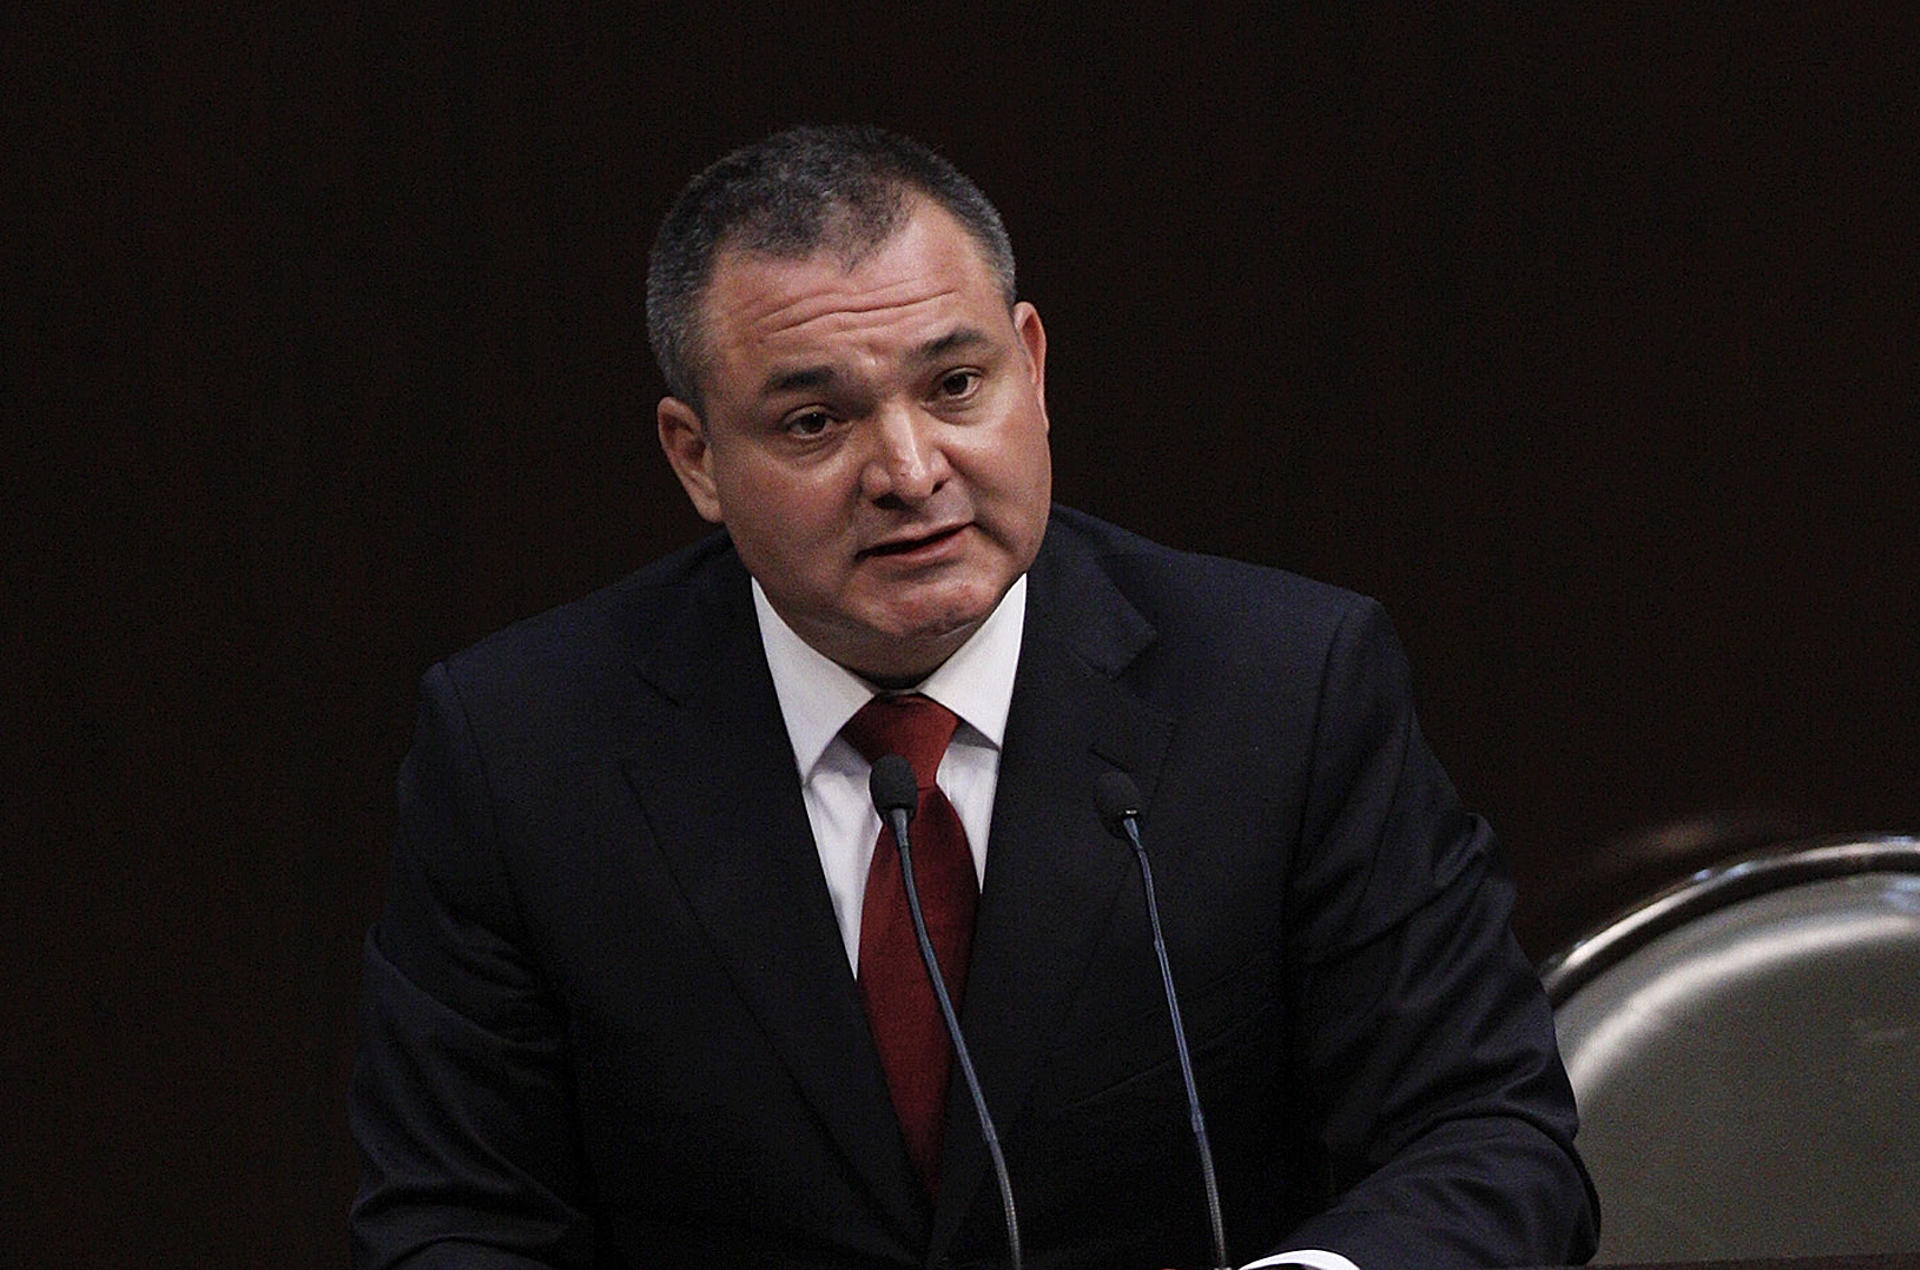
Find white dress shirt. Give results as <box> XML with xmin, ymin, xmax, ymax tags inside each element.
<box><xmin>752</xmin><ymin>575</ymin><xmax>1026</xmax><ymax>974</ymax></box>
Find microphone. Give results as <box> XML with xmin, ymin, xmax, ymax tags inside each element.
<box><xmin>1094</xmin><ymin>771</ymin><xmax>1230</xmax><ymax>1270</ymax></box>
<box><xmin>869</xmin><ymin>755</ymin><xmax>1023</xmax><ymax>1270</ymax></box>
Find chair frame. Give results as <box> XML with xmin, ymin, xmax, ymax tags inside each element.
<box><xmin>1539</xmin><ymin>833</ymin><xmax>1920</xmax><ymax>1008</ymax></box>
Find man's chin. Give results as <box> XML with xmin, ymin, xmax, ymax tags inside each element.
<box><xmin>854</xmin><ymin>628</ymin><xmax>979</xmax><ymax>686</ymax></box>
<box><xmin>837</xmin><ymin>603</ymin><xmax>995</xmax><ymax>685</ymax></box>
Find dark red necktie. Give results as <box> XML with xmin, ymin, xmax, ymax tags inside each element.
<box><xmin>842</xmin><ymin>693</ymin><xmax>979</xmax><ymax>1197</ymax></box>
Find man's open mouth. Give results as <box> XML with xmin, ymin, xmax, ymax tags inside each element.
<box><xmin>862</xmin><ymin>525</ymin><xmax>966</xmax><ymax>558</ymax></box>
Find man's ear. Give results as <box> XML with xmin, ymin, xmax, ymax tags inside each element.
<box><xmin>657</xmin><ymin>396</ymin><xmax>724</xmax><ymax>523</ymax></box>
<box><xmin>1013</xmin><ymin>300</ymin><xmax>1049</xmax><ymax>430</ymax></box>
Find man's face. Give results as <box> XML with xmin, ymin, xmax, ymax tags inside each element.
<box><xmin>658</xmin><ymin>200</ymin><xmax>1052</xmax><ymax>684</ymax></box>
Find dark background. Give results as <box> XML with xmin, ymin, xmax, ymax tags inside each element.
<box><xmin>6</xmin><ymin>7</ymin><xmax>1915</xmax><ymax>1267</ymax></box>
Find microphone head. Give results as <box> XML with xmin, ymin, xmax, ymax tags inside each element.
<box><xmin>1093</xmin><ymin>770</ymin><xmax>1143</xmax><ymax>835</ymax></box>
<box><xmin>868</xmin><ymin>754</ymin><xmax>919</xmax><ymax>818</ymax></box>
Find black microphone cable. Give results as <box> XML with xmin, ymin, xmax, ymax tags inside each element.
<box><xmin>1095</xmin><ymin>770</ymin><xmax>1231</xmax><ymax>1270</ymax></box>
<box><xmin>870</xmin><ymin>754</ymin><xmax>1023</xmax><ymax>1270</ymax></box>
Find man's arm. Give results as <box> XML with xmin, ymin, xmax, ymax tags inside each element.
<box><xmin>349</xmin><ymin>663</ymin><xmax>597</xmax><ymax>1270</ymax></box>
<box><xmin>1275</xmin><ymin>598</ymin><xmax>1599</xmax><ymax>1268</ymax></box>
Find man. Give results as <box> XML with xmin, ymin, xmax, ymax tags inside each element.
<box><xmin>351</xmin><ymin>124</ymin><xmax>1598</xmax><ymax>1269</ymax></box>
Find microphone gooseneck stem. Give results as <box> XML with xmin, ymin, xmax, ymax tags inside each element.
<box><xmin>886</xmin><ymin>804</ymin><xmax>1024</xmax><ymax>1270</ymax></box>
<box><xmin>1117</xmin><ymin>813</ymin><xmax>1231</xmax><ymax>1270</ymax></box>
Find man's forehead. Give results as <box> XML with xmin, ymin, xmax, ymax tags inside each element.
<box><xmin>708</xmin><ymin>222</ymin><xmax>998</xmax><ymax>356</ymax></box>
<box><xmin>720</xmin><ymin>254</ymin><xmax>954</xmax><ymax>327</ymax></box>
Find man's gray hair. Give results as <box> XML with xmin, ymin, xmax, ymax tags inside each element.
<box><xmin>645</xmin><ymin>124</ymin><xmax>1017</xmax><ymax>411</ymax></box>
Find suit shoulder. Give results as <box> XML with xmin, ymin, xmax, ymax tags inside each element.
<box><xmin>429</xmin><ymin>531</ymin><xmax>741</xmax><ymax>707</ymax></box>
<box><xmin>1044</xmin><ymin>506</ymin><xmax>1375</xmax><ymax>650</ymax></box>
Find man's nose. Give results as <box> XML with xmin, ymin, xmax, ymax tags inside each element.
<box><xmin>862</xmin><ymin>405</ymin><xmax>948</xmax><ymax>503</ymax></box>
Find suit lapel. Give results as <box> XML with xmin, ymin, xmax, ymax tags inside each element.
<box><xmin>930</xmin><ymin>526</ymin><xmax>1174</xmax><ymax>1259</ymax></box>
<box><xmin>617</xmin><ymin>549</ymin><xmax>929</xmax><ymax>1242</ymax></box>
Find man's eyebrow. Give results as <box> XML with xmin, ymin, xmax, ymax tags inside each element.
<box><xmin>756</xmin><ymin>328</ymin><xmax>995</xmax><ymax>397</ymax></box>
<box><xmin>916</xmin><ymin>327</ymin><xmax>991</xmax><ymax>360</ymax></box>
<box><xmin>760</xmin><ymin>364</ymin><xmax>836</xmax><ymax>396</ymax></box>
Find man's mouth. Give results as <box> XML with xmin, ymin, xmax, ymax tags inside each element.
<box><xmin>861</xmin><ymin>524</ymin><xmax>967</xmax><ymax>558</ymax></box>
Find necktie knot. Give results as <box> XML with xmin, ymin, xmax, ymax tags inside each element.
<box><xmin>842</xmin><ymin>694</ymin><xmax>960</xmax><ymax>789</ymax></box>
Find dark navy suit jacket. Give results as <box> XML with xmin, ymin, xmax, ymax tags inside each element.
<box><xmin>350</xmin><ymin>507</ymin><xmax>1598</xmax><ymax>1268</ymax></box>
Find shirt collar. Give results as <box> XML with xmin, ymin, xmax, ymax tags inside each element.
<box><xmin>752</xmin><ymin>574</ymin><xmax>1028</xmax><ymax>778</ymax></box>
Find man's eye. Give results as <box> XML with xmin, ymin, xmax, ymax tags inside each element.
<box><xmin>784</xmin><ymin>410</ymin><xmax>833</xmax><ymax>437</ymax></box>
<box><xmin>936</xmin><ymin>369</ymin><xmax>982</xmax><ymax>399</ymax></box>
